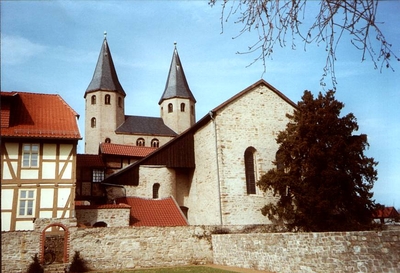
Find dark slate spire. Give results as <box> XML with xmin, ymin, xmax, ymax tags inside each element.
<box><xmin>85</xmin><ymin>34</ymin><xmax>126</xmax><ymax>98</ymax></box>
<box><xmin>159</xmin><ymin>43</ymin><xmax>196</xmax><ymax>104</ymax></box>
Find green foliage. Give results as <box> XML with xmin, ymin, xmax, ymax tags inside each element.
<box><xmin>27</xmin><ymin>253</ymin><xmax>44</xmax><ymax>273</ymax></box>
<box><xmin>258</xmin><ymin>90</ymin><xmax>378</xmax><ymax>232</ymax></box>
<box><xmin>69</xmin><ymin>251</ymin><xmax>90</xmax><ymax>272</ymax></box>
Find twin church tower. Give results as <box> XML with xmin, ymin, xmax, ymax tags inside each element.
<box><xmin>84</xmin><ymin>36</ymin><xmax>196</xmax><ymax>154</ymax></box>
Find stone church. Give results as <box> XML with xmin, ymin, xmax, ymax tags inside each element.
<box><xmin>79</xmin><ymin>36</ymin><xmax>297</xmax><ymax>226</ymax></box>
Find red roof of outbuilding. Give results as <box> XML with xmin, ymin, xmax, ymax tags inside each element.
<box><xmin>1</xmin><ymin>91</ymin><xmax>81</xmax><ymax>139</ymax></box>
<box><xmin>117</xmin><ymin>196</ymin><xmax>188</xmax><ymax>227</ymax></box>
<box><xmin>77</xmin><ymin>154</ymin><xmax>105</xmax><ymax>168</ymax></box>
<box><xmin>100</xmin><ymin>142</ymin><xmax>157</xmax><ymax>157</ymax></box>
<box><xmin>373</xmin><ymin>206</ymin><xmax>399</xmax><ymax>218</ymax></box>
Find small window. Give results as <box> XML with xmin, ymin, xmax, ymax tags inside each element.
<box><xmin>105</xmin><ymin>94</ymin><xmax>111</xmax><ymax>105</ymax></box>
<box><xmin>136</xmin><ymin>138</ymin><xmax>145</xmax><ymax>146</ymax></box>
<box><xmin>22</xmin><ymin>144</ymin><xmax>39</xmax><ymax>167</ymax></box>
<box><xmin>91</xmin><ymin>95</ymin><xmax>96</xmax><ymax>105</ymax></box>
<box><xmin>244</xmin><ymin>147</ymin><xmax>257</xmax><ymax>194</ymax></box>
<box><xmin>180</xmin><ymin>103</ymin><xmax>185</xmax><ymax>112</ymax></box>
<box><xmin>153</xmin><ymin>183</ymin><xmax>160</xmax><ymax>199</ymax></box>
<box><xmin>168</xmin><ymin>103</ymin><xmax>173</xmax><ymax>113</ymax></box>
<box><xmin>118</xmin><ymin>97</ymin><xmax>122</xmax><ymax>108</ymax></box>
<box><xmin>191</xmin><ymin>105</ymin><xmax>194</xmax><ymax>115</ymax></box>
<box><xmin>105</xmin><ymin>138</ymin><xmax>111</xmax><ymax>143</ymax></box>
<box><xmin>18</xmin><ymin>189</ymin><xmax>35</xmax><ymax>217</ymax></box>
<box><xmin>151</xmin><ymin>138</ymin><xmax>159</xmax><ymax>148</ymax></box>
<box><xmin>91</xmin><ymin>117</ymin><xmax>96</xmax><ymax>128</ymax></box>
<box><xmin>92</xmin><ymin>169</ymin><xmax>104</xmax><ymax>182</ymax></box>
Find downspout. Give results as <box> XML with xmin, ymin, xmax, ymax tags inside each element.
<box><xmin>209</xmin><ymin>111</ymin><xmax>223</xmax><ymax>225</ymax></box>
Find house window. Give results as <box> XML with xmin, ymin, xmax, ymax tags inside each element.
<box><xmin>153</xmin><ymin>183</ymin><xmax>160</xmax><ymax>199</ymax></box>
<box><xmin>91</xmin><ymin>117</ymin><xmax>96</xmax><ymax>128</ymax></box>
<box><xmin>151</xmin><ymin>138</ymin><xmax>159</xmax><ymax>148</ymax></box>
<box><xmin>168</xmin><ymin>103</ymin><xmax>173</xmax><ymax>113</ymax></box>
<box><xmin>18</xmin><ymin>189</ymin><xmax>35</xmax><ymax>217</ymax></box>
<box><xmin>136</xmin><ymin>138</ymin><xmax>145</xmax><ymax>146</ymax></box>
<box><xmin>105</xmin><ymin>138</ymin><xmax>111</xmax><ymax>143</ymax></box>
<box><xmin>22</xmin><ymin>144</ymin><xmax>39</xmax><ymax>167</ymax></box>
<box><xmin>180</xmin><ymin>103</ymin><xmax>185</xmax><ymax>112</ymax></box>
<box><xmin>244</xmin><ymin>147</ymin><xmax>257</xmax><ymax>194</ymax></box>
<box><xmin>105</xmin><ymin>94</ymin><xmax>111</xmax><ymax>105</ymax></box>
<box><xmin>92</xmin><ymin>169</ymin><xmax>104</xmax><ymax>182</ymax></box>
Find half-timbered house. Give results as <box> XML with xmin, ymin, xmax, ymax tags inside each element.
<box><xmin>1</xmin><ymin>91</ymin><xmax>81</xmax><ymax>231</ymax></box>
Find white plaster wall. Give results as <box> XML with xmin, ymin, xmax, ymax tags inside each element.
<box><xmin>124</xmin><ymin>166</ymin><xmax>176</xmax><ymax>199</ymax></box>
<box><xmin>213</xmin><ymin>84</ymin><xmax>295</xmax><ymax>225</ymax></box>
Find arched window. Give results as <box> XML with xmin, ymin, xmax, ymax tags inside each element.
<box><xmin>244</xmin><ymin>147</ymin><xmax>257</xmax><ymax>194</ymax></box>
<box><xmin>91</xmin><ymin>95</ymin><xmax>96</xmax><ymax>105</ymax></box>
<box><xmin>136</xmin><ymin>138</ymin><xmax>145</xmax><ymax>146</ymax></box>
<box><xmin>118</xmin><ymin>97</ymin><xmax>122</xmax><ymax>108</ymax></box>
<box><xmin>105</xmin><ymin>138</ymin><xmax>111</xmax><ymax>143</ymax></box>
<box><xmin>105</xmin><ymin>94</ymin><xmax>111</xmax><ymax>105</ymax></box>
<box><xmin>276</xmin><ymin>149</ymin><xmax>285</xmax><ymax>171</ymax></box>
<box><xmin>151</xmin><ymin>138</ymin><xmax>159</xmax><ymax>148</ymax></box>
<box><xmin>91</xmin><ymin>117</ymin><xmax>96</xmax><ymax>128</ymax></box>
<box><xmin>180</xmin><ymin>103</ymin><xmax>185</xmax><ymax>112</ymax></box>
<box><xmin>93</xmin><ymin>221</ymin><xmax>107</xmax><ymax>228</ymax></box>
<box><xmin>168</xmin><ymin>103</ymin><xmax>173</xmax><ymax>113</ymax></box>
<box><xmin>153</xmin><ymin>183</ymin><xmax>160</xmax><ymax>199</ymax></box>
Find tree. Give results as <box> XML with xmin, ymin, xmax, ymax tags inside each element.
<box><xmin>257</xmin><ymin>90</ymin><xmax>378</xmax><ymax>231</ymax></box>
<box><xmin>209</xmin><ymin>0</ymin><xmax>399</xmax><ymax>88</ymax></box>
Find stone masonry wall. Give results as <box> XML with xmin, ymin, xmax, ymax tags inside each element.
<box><xmin>212</xmin><ymin>230</ymin><xmax>400</xmax><ymax>273</ymax></box>
<box><xmin>75</xmin><ymin>205</ymin><xmax>130</xmax><ymax>227</ymax></box>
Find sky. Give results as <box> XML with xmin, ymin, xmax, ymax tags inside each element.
<box><xmin>1</xmin><ymin>1</ymin><xmax>399</xmax><ymax>208</ymax></box>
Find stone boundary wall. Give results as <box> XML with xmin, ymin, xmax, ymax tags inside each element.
<box><xmin>3</xmin><ymin>224</ymin><xmax>399</xmax><ymax>273</ymax></box>
<box><xmin>212</xmin><ymin>230</ymin><xmax>400</xmax><ymax>273</ymax></box>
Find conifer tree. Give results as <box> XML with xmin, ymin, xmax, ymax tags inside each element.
<box><xmin>258</xmin><ymin>90</ymin><xmax>378</xmax><ymax>231</ymax></box>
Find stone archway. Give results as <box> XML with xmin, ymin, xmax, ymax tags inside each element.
<box><xmin>40</xmin><ymin>223</ymin><xmax>70</xmax><ymax>264</ymax></box>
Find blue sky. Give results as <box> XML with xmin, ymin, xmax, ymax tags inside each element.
<box><xmin>1</xmin><ymin>1</ymin><xmax>399</xmax><ymax>208</ymax></box>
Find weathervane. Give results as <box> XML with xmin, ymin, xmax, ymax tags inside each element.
<box><xmin>104</xmin><ymin>31</ymin><xmax>107</xmax><ymax>38</ymax></box>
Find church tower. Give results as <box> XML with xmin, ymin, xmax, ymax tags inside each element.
<box><xmin>84</xmin><ymin>34</ymin><xmax>126</xmax><ymax>154</ymax></box>
<box><xmin>159</xmin><ymin>44</ymin><xmax>196</xmax><ymax>134</ymax></box>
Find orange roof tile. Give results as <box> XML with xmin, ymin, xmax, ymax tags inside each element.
<box><xmin>100</xmin><ymin>142</ymin><xmax>157</xmax><ymax>157</ymax></box>
<box><xmin>117</xmin><ymin>196</ymin><xmax>188</xmax><ymax>227</ymax></box>
<box><xmin>77</xmin><ymin>154</ymin><xmax>105</xmax><ymax>168</ymax></box>
<box><xmin>373</xmin><ymin>206</ymin><xmax>399</xmax><ymax>218</ymax></box>
<box><xmin>0</xmin><ymin>91</ymin><xmax>81</xmax><ymax>139</ymax></box>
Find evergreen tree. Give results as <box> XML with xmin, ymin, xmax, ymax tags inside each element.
<box><xmin>258</xmin><ymin>90</ymin><xmax>378</xmax><ymax>231</ymax></box>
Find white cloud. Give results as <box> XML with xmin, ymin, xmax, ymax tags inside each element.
<box><xmin>1</xmin><ymin>34</ymin><xmax>47</xmax><ymax>65</ymax></box>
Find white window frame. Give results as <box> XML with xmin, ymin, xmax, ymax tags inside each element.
<box><xmin>18</xmin><ymin>189</ymin><xmax>36</xmax><ymax>217</ymax></box>
<box><xmin>92</xmin><ymin>169</ymin><xmax>105</xmax><ymax>182</ymax></box>
<box><xmin>22</xmin><ymin>144</ymin><xmax>39</xmax><ymax>168</ymax></box>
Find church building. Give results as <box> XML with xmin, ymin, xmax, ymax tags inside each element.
<box><xmin>78</xmin><ymin>36</ymin><xmax>298</xmax><ymax>227</ymax></box>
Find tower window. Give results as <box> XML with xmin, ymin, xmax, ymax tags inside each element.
<box><xmin>105</xmin><ymin>138</ymin><xmax>111</xmax><ymax>143</ymax></box>
<box><xmin>151</xmin><ymin>138</ymin><xmax>159</xmax><ymax>148</ymax></box>
<box><xmin>105</xmin><ymin>94</ymin><xmax>111</xmax><ymax>105</ymax></box>
<box><xmin>180</xmin><ymin>103</ymin><xmax>185</xmax><ymax>112</ymax></box>
<box><xmin>91</xmin><ymin>95</ymin><xmax>96</xmax><ymax>105</ymax></box>
<box><xmin>136</xmin><ymin>138</ymin><xmax>145</xmax><ymax>146</ymax></box>
<box><xmin>118</xmin><ymin>97</ymin><xmax>122</xmax><ymax>108</ymax></box>
<box><xmin>191</xmin><ymin>105</ymin><xmax>194</xmax><ymax>115</ymax></box>
<box><xmin>168</xmin><ymin>103</ymin><xmax>173</xmax><ymax>113</ymax></box>
<box><xmin>91</xmin><ymin>117</ymin><xmax>96</xmax><ymax>128</ymax></box>
<box><xmin>153</xmin><ymin>183</ymin><xmax>160</xmax><ymax>199</ymax></box>
<box><xmin>244</xmin><ymin>147</ymin><xmax>257</xmax><ymax>194</ymax></box>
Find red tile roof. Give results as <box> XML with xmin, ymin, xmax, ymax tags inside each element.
<box><xmin>117</xmin><ymin>196</ymin><xmax>188</xmax><ymax>227</ymax></box>
<box><xmin>100</xmin><ymin>142</ymin><xmax>157</xmax><ymax>157</ymax></box>
<box><xmin>0</xmin><ymin>91</ymin><xmax>81</xmax><ymax>139</ymax></box>
<box><xmin>373</xmin><ymin>206</ymin><xmax>399</xmax><ymax>218</ymax></box>
<box><xmin>75</xmin><ymin>203</ymin><xmax>131</xmax><ymax>209</ymax></box>
<box><xmin>77</xmin><ymin>154</ymin><xmax>105</xmax><ymax>168</ymax></box>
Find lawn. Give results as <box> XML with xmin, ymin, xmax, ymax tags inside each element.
<box><xmin>91</xmin><ymin>266</ymin><xmax>237</xmax><ymax>273</ymax></box>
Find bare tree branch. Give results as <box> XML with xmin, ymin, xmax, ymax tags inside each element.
<box><xmin>209</xmin><ymin>0</ymin><xmax>399</xmax><ymax>89</ymax></box>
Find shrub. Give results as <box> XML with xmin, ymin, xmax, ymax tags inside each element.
<box><xmin>27</xmin><ymin>253</ymin><xmax>44</xmax><ymax>273</ymax></box>
<box><xmin>68</xmin><ymin>251</ymin><xmax>90</xmax><ymax>272</ymax></box>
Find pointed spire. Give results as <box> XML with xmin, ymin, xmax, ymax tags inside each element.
<box><xmin>85</xmin><ymin>35</ymin><xmax>125</xmax><ymax>98</ymax></box>
<box><xmin>159</xmin><ymin>43</ymin><xmax>196</xmax><ymax>104</ymax></box>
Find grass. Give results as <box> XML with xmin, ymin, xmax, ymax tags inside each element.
<box><xmin>91</xmin><ymin>266</ymin><xmax>237</xmax><ymax>273</ymax></box>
